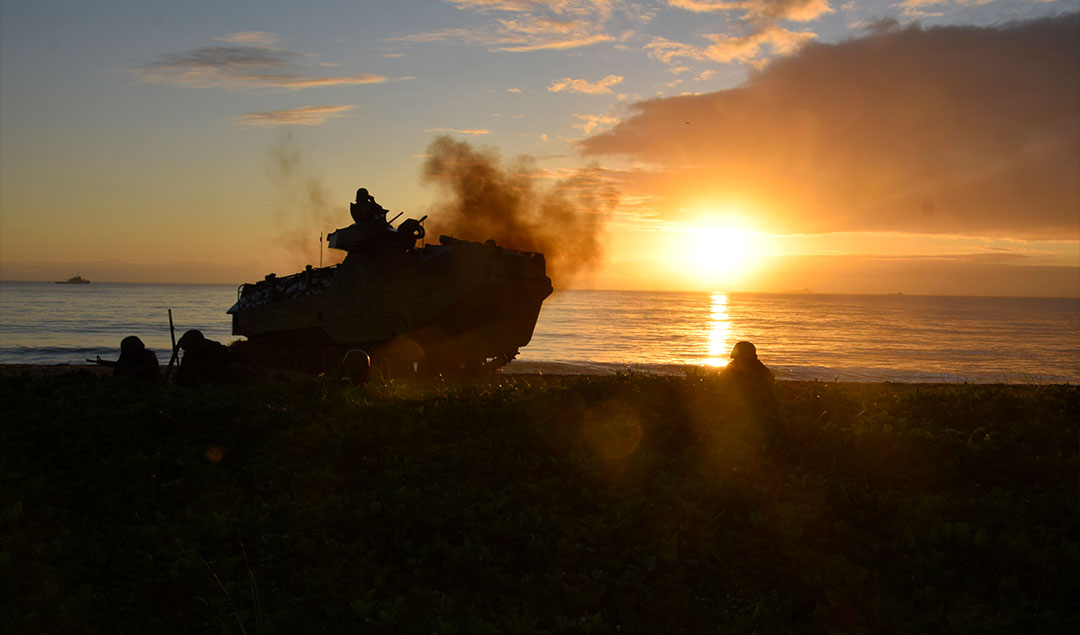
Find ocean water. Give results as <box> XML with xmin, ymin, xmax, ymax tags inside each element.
<box><xmin>0</xmin><ymin>282</ymin><xmax>238</xmax><ymax>370</ymax></box>
<box><xmin>0</xmin><ymin>282</ymin><xmax>1077</xmax><ymax>383</ymax></box>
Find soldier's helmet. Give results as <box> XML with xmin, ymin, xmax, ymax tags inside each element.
<box><xmin>178</xmin><ymin>329</ymin><xmax>206</xmax><ymax>351</ymax></box>
<box><xmin>356</xmin><ymin>187</ymin><xmax>369</xmax><ymax>202</ymax></box>
<box><xmin>120</xmin><ymin>336</ymin><xmax>145</xmax><ymax>352</ymax></box>
<box><xmin>730</xmin><ymin>341</ymin><xmax>758</xmax><ymax>361</ymax></box>
<box><xmin>343</xmin><ymin>349</ymin><xmax>371</xmax><ymax>386</ymax></box>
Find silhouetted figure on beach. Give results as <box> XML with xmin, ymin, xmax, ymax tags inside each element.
<box><xmin>94</xmin><ymin>335</ymin><xmax>160</xmax><ymax>382</ymax></box>
<box><xmin>721</xmin><ymin>341</ymin><xmax>778</xmax><ymax>420</ymax></box>
<box><xmin>176</xmin><ymin>329</ymin><xmax>231</xmax><ymax>386</ymax></box>
<box><xmin>350</xmin><ymin>187</ymin><xmax>388</xmax><ymax>224</ymax></box>
<box><xmin>343</xmin><ymin>349</ymin><xmax>371</xmax><ymax>386</ymax></box>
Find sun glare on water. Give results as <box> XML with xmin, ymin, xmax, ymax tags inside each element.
<box><xmin>704</xmin><ymin>292</ymin><xmax>732</xmax><ymax>367</ymax></box>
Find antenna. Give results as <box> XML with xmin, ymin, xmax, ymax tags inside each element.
<box><xmin>319</xmin><ymin>232</ymin><xmax>323</xmax><ymax>268</ymax></box>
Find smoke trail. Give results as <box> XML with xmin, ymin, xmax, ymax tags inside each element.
<box><xmin>421</xmin><ymin>135</ymin><xmax>616</xmax><ymax>286</ymax></box>
<box><xmin>267</xmin><ymin>132</ymin><xmax>345</xmax><ymax>269</ymax></box>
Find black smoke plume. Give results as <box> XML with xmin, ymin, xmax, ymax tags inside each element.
<box><xmin>421</xmin><ymin>135</ymin><xmax>616</xmax><ymax>286</ymax></box>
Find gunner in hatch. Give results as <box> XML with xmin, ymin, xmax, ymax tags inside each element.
<box><xmin>350</xmin><ymin>187</ymin><xmax>388</xmax><ymax>224</ymax></box>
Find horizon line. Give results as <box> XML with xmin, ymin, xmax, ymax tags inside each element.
<box><xmin>1</xmin><ymin>279</ymin><xmax>1076</xmax><ymax>300</ymax></box>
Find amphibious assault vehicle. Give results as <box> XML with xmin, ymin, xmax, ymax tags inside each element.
<box><xmin>227</xmin><ymin>190</ymin><xmax>553</xmax><ymax>376</ymax></box>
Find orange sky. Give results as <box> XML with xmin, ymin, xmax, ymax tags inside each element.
<box><xmin>1</xmin><ymin>4</ymin><xmax>1077</xmax><ymax>296</ymax></box>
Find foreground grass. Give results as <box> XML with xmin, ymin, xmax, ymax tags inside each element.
<box><xmin>1</xmin><ymin>372</ymin><xmax>1077</xmax><ymax>634</ymax></box>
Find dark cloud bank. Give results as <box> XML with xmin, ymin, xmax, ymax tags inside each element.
<box><xmin>581</xmin><ymin>13</ymin><xmax>1080</xmax><ymax>239</ymax></box>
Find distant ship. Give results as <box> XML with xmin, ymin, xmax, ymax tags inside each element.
<box><xmin>55</xmin><ymin>273</ymin><xmax>90</xmax><ymax>284</ymax></box>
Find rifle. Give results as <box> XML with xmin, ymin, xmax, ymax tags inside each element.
<box><xmin>86</xmin><ymin>356</ymin><xmax>119</xmax><ymax>368</ymax></box>
<box><xmin>164</xmin><ymin>309</ymin><xmax>179</xmax><ymax>381</ymax></box>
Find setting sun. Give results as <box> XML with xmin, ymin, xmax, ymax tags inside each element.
<box><xmin>687</xmin><ymin>225</ymin><xmax>757</xmax><ymax>276</ymax></box>
<box><xmin>666</xmin><ymin>215</ymin><xmax>767</xmax><ymax>289</ymax></box>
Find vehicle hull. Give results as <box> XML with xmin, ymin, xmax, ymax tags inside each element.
<box><xmin>228</xmin><ymin>236</ymin><xmax>552</xmax><ymax>375</ymax></box>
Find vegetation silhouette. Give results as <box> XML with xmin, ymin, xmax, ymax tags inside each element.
<box><xmin>2</xmin><ymin>373</ymin><xmax>1076</xmax><ymax>632</ymax></box>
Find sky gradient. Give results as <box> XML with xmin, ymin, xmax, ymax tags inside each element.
<box><xmin>1</xmin><ymin>0</ymin><xmax>1077</xmax><ymax>296</ymax></box>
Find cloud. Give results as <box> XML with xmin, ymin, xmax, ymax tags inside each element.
<box><xmin>499</xmin><ymin>15</ymin><xmax>598</xmax><ymax>34</ymax></box>
<box><xmin>216</xmin><ymin>31</ymin><xmax>282</xmax><ymax>46</ymax></box>
<box><xmin>388</xmin><ymin>27</ymin><xmax>484</xmax><ymax>45</ymax></box>
<box><xmin>446</xmin><ymin>1</ymin><xmax>620</xmax><ymax>18</ymax></box>
<box><xmin>235</xmin><ymin>105</ymin><xmax>355</xmax><ymax>127</ymax></box>
<box><xmin>386</xmin><ymin>20</ymin><xmax>617</xmax><ymax>52</ymax></box>
<box><xmin>650</xmin><ymin>0</ymin><xmax>832</xmax><ymax>65</ymax></box>
<box><xmin>391</xmin><ymin>0</ymin><xmax>643</xmax><ymax>53</ymax></box>
<box><xmin>895</xmin><ymin>0</ymin><xmax>1000</xmax><ymax>18</ymax></box>
<box><xmin>138</xmin><ymin>40</ymin><xmax>387</xmax><ymax>89</ymax></box>
<box><xmin>641</xmin><ymin>38</ymin><xmax>702</xmax><ymax>64</ymax></box>
<box><xmin>581</xmin><ymin>14</ymin><xmax>1080</xmax><ymax>239</ymax></box>
<box><xmin>496</xmin><ymin>28</ymin><xmax>620</xmax><ymax>51</ymax></box>
<box><xmin>645</xmin><ymin>25</ymin><xmax>816</xmax><ymax>63</ymax></box>
<box><xmin>425</xmin><ymin>128</ymin><xmax>492</xmax><ymax>135</ymax></box>
<box><xmin>701</xmin><ymin>26</ymin><xmax>815</xmax><ymax>61</ymax></box>
<box><xmin>574</xmin><ymin>112</ymin><xmax>621</xmax><ymax>135</ymax></box>
<box><xmin>548</xmin><ymin>74</ymin><xmax>624</xmax><ymax>94</ymax></box>
<box><xmin>668</xmin><ymin>0</ymin><xmax>834</xmax><ymax>22</ymax></box>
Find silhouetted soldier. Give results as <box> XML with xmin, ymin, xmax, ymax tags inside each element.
<box><xmin>176</xmin><ymin>329</ymin><xmax>231</xmax><ymax>386</ymax></box>
<box><xmin>720</xmin><ymin>341</ymin><xmax>778</xmax><ymax>420</ymax></box>
<box><xmin>342</xmin><ymin>349</ymin><xmax>371</xmax><ymax>386</ymax></box>
<box><xmin>93</xmin><ymin>335</ymin><xmax>160</xmax><ymax>381</ymax></box>
<box><xmin>350</xmin><ymin>187</ymin><xmax>388</xmax><ymax>224</ymax></box>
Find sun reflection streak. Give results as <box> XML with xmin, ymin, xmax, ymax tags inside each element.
<box><xmin>704</xmin><ymin>292</ymin><xmax>732</xmax><ymax>367</ymax></box>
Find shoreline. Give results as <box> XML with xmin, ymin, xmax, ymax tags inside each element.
<box><xmin>0</xmin><ymin>362</ymin><xmax>1073</xmax><ymax>385</ymax></box>
<box><xmin>0</xmin><ymin>363</ymin><xmax>113</xmax><ymax>377</ymax></box>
